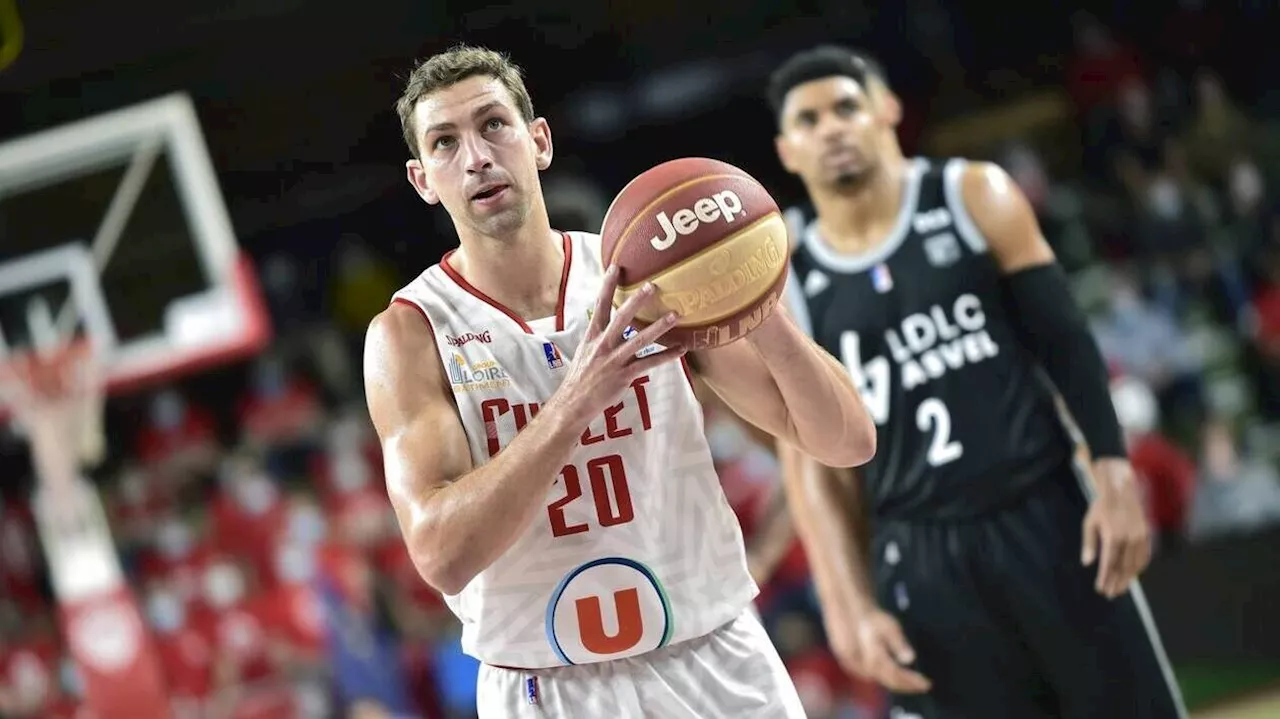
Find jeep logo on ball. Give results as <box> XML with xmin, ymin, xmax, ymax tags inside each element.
<box><xmin>649</xmin><ymin>190</ymin><xmax>745</xmax><ymax>250</ymax></box>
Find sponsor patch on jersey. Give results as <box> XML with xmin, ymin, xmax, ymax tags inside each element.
<box><xmin>446</xmin><ymin>352</ymin><xmax>511</xmax><ymax>391</ymax></box>
<box><xmin>543</xmin><ymin>341</ymin><xmax>564</xmax><ymax>369</ymax></box>
<box><xmin>870</xmin><ymin>263</ymin><xmax>894</xmax><ymax>294</ymax></box>
<box><xmin>545</xmin><ymin>557</ymin><xmax>672</xmax><ymax>665</ymax></box>
<box><xmin>923</xmin><ymin>232</ymin><xmax>962</xmax><ymax>267</ymax></box>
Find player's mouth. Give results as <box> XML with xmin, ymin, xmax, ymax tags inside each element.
<box><xmin>470</xmin><ymin>184</ymin><xmax>510</xmax><ymax>205</ymax></box>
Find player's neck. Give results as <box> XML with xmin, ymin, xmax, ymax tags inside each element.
<box><xmin>812</xmin><ymin>153</ymin><xmax>909</xmax><ymax>255</ymax></box>
<box><xmin>451</xmin><ymin>217</ymin><xmax>566</xmax><ymax>321</ymax></box>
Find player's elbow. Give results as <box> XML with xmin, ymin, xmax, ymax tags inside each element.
<box><xmin>815</xmin><ymin>424</ymin><xmax>876</xmax><ymax>468</ymax></box>
<box><xmin>406</xmin><ymin>531</ymin><xmax>474</xmax><ymax>596</ymax></box>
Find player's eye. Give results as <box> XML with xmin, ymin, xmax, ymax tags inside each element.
<box><xmin>433</xmin><ymin>136</ymin><xmax>455</xmax><ymax>151</ymax></box>
<box><xmin>834</xmin><ymin>99</ymin><xmax>859</xmax><ymax>116</ymax></box>
<box><xmin>795</xmin><ymin>112</ymin><xmax>817</xmax><ymax>128</ymax></box>
<box><xmin>484</xmin><ymin>117</ymin><xmax>505</xmax><ymax>131</ymax></box>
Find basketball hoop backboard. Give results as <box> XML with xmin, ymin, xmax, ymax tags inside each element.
<box><xmin>0</xmin><ymin>93</ymin><xmax>271</xmax><ymax>406</ymax></box>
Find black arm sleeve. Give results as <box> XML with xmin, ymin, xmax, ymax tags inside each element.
<box><xmin>1001</xmin><ymin>263</ymin><xmax>1126</xmax><ymax>459</ymax></box>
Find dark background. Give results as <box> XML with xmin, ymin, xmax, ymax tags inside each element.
<box><xmin>3</xmin><ymin>0</ymin><xmax>1274</xmax><ymax>268</ymax></box>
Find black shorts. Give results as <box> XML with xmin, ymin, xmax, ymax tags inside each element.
<box><xmin>871</xmin><ymin>470</ymin><xmax>1187</xmax><ymax>719</ymax></box>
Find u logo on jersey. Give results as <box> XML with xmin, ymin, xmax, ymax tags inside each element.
<box><xmin>545</xmin><ymin>558</ymin><xmax>673</xmax><ymax>665</ymax></box>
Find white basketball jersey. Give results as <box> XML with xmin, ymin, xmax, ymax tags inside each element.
<box><xmin>391</xmin><ymin>231</ymin><xmax>757</xmax><ymax>669</ymax></box>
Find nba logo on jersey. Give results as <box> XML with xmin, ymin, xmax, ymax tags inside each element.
<box><xmin>871</xmin><ymin>263</ymin><xmax>894</xmax><ymax>293</ymax></box>
<box><xmin>542</xmin><ymin>341</ymin><xmax>564</xmax><ymax>369</ymax></box>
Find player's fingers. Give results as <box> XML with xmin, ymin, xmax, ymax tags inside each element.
<box><xmin>627</xmin><ymin>312</ymin><xmax>680</xmax><ymax>351</ymax></box>
<box><xmin>1080</xmin><ymin>514</ymin><xmax>1099</xmax><ymax>567</ymax></box>
<box><xmin>590</xmin><ymin>265</ymin><xmax>621</xmax><ymax>337</ymax></box>
<box><xmin>1095</xmin><ymin>530</ymin><xmax>1118</xmax><ymax>595</ymax></box>
<box><xmin>607</xmin><ymin>282</ymin><xmax>658</xmax><ymax>341</ymax></box>
<box><xmin>1116</xmin><ymin>535</ymin><xmax>1151</xmax><ymax>597</ymax></box>
<box><xmin>868</xmin><ymin>651</ymin><xmax>932</xmax><ymax>694</ymax></box>
<box><xmin>876</xmin><ymin>617</ymin><xmax>917</xmax><ymax>665</ymax></box>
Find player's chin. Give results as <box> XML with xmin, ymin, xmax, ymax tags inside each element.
<box><xmin>471</xmin><ymin>205</ymin><xmax>527</xmax><ymax>236</ymax></box>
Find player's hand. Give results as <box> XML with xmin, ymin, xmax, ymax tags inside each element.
<box><xmin>1081</xmin><ymin>458</ymin><xmax>1152</xmax><ymax>599</ymax></box>
<box><xmin>553</xmin><ymin>266</ymin><xmax>686</xmax><ymax>425</ymax></box>
<box><xmin>827</xmin><ymin>605</ymin><xmax>932</xmax><ymax>694</ymax></box>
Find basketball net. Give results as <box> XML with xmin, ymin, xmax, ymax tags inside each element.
<box><xmin>0</xmin><ymin>340</ymin><xmax>172</xmax><ymax>719</ymax></box>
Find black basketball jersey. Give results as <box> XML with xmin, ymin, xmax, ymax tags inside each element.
<box><xmin>786</xmin><ymin>158</ymin><xmax>1073</xmax><ymax>519</ymax></box>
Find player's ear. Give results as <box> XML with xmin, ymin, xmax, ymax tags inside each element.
<box><xmin>406</xmin><ymin>159</ymin><xmax>440</xmax><ymax>205</ymax></box>
<box><xmin>530</xmin><ymin>117</ymin><xmax>553</xmax><ymax>171</ymax></box>
<box><xmin>775</xmin><ymin>134</ymin><xmax>799</xmax><ymax>175</ymax></box>
<box><xmin>874</xmin><ymin>83</ymin><xmax>903</xmax><ymax>128</ymax></box>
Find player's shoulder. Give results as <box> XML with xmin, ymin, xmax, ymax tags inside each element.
<box><xmin>366</xmin><ymin>299</ymin><xmax>443</xmax><ymax>369</ymax></box>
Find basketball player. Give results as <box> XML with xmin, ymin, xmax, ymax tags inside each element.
<box><xmin>766</xmin><ymin>46</ymin><xmax>1186</xmax><ymax>718</ymax></box>
<box><xmin>363</xmin><ymin>45</ymin><xmax>876</xmax><ymax>718</ymax></box>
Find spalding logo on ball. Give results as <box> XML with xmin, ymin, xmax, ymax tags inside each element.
<box><xmin>601</xmin><ymin>158</ymin><xmax>790</xmax><ymax>350</ymax></box>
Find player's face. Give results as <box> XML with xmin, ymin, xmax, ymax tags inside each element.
<box><xmin>406</xmin><ymin>75</ymin><xmax>553</xmax><ymax>238</ymax></box>
<box><xmin>775</xmin><ymin>76</ymin><xmax>890</xmax><ymax>191</ymax></box>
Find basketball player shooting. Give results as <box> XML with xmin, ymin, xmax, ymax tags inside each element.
<box><xmin>363</xmin><ymin>45</ymin><xmax>875</xmax><ymax>718</ymax></box>
<box><xmin>766</xmin><ymin>47</ymin><xmax>1186</xmax><ymax>718</ymax></box>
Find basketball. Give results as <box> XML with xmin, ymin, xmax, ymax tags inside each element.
<box><xmin>600</xmin><ymin>157</ymin><xmax>790</xmax><ymax>350</ymax></box>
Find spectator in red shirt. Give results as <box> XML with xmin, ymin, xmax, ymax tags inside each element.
<box><xmin>134</xmin><ymin>389</ymin><xmax>220</xmax><ymax>476</ymax></box>
<box><xmin>144</xmin><ymin>586</ymin><xmax>214</xmax><ymax>717</ymax></box>
<box><xmin>1112</xmin><ymin>375</ymin><xmax>1196</xmax><ymax>548</ymax></box>
<box><xmin>0</xmin><ymin>632</ymin><xmax>62</xmax><ymax>718</ymax></box>
<box><xmin>136</xmin><ymin>516</ymin><xmax>218</xmax><ymax>609</ymax></box>
<box><xmin>236</xmin><ymin>355</ymin><xmax>326</xmax><ymax>458</ymax></box>
<box><xmin>211</xmin><ymin>454</ymin><xmax>289</xmax><ymax>589</ymax></box>
<box><xmin>1066</xmin><ymin>12</ymin><xmax>1144</xmax><ymax>117</ymax></box>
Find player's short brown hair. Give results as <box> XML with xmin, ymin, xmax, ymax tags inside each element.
<box><xmin>396</xmin><ymin>44</ymin><xmax>536</xmax><ymax>159</ymax></box>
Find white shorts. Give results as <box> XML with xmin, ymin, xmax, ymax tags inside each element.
<box><xmin>476</xmin><ymin>609</ymin><xmax>805</xmax><ymax>718</ymax></box>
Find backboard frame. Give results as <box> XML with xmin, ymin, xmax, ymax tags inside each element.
<box><xmin>0</xmin><ymin>93</ymin><xmax>271</xmax><ymax>403</ymax></box>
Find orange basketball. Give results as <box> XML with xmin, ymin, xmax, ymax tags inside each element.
<box><xmin>600</xmin><ymin>158</ymin><xmax>790</xmax><ymax>350</ymax></box>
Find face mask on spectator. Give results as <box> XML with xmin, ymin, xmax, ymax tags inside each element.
<box><xmin>118</xmin><ymin>469</ymin><xmax>148</xmax><ymax>506</ymax></box>
<box><xmin>1146</xmin><ymin>177</ymin><xmax>1183</xmax><ymax>221</ymax></box>
<box><xmin>332</xmin><ymin>453</ymin><xmax>370</xmax><ymax>493</ymax></box>
<box><xmin>288</xmin><ymin>502</ymin><xmax>328</xmax><ymax>546</ymax></box>
<box><xmin>60</xmin><ymin>657</ymin><xmax>84</xmax><ymax>698</ymax></box>
<box><xmin>253</xmin><ymin>359</ymin><xmax>287</xmax><ymax>398</ymax></box>
<box><xmin>1229</xmin><ymin>160</ymin><xmax>1264</xmax><ymax>213</ymax></box>
<box><xmin>204</xmin><ymin>564</ymin><xmax>246</xmax><ymax>609</ymax></box>
<box><xmin>156</xmin><ymin>519</ymin><xmax>194</xmax><ymax>560</ymax></box>
<box><xmin>146</xmin><ymin>589</ymin><xmax>186</xmax><ymax>633</ymax></box>
<box><xmin>1111</xmin><ymin>376</ymin><xmax>1159</xmax><ymax>436</ymax></box>
<box><xmin>150</xmin><ymin>391</ymin><xmax>186</xmax><ymax>431</ymax></box>
<box><xmin>234</xmin><ymin>474</ymin><xmax>279</xmax><ymax>515</ymax></box>
<box><xmin>327</xmin><ymin>415</ymin><xmax>366</xmax><ymax>455</ymax></box>
<box><xmin>275</xmin><ymin>543</ymin><xmax>318</xmax><ymax>585</ymax></box>
<box><xmin>8</xmin><ymin>651</ymin><xmax>50</xmax><ymax>702</ymax></box>
<box><xmin>706</xmin><ymin>419</ymin><xmax>749</xmax><ymax>463</ymax></box>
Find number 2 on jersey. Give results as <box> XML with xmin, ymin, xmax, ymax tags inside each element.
<box><xmin>548</xmin><ymin>454</ymin><xmax>634</xmax><ymax>537</ymax></box>
<box><xmin>840</xmin><ymin>331</ymin><xmax>963</xmax><ymax>467</ymax></box>
<box><xmin>916</xmin><ymin>397</ymin><xmax>963</xmax><ymax>466</ymax></box>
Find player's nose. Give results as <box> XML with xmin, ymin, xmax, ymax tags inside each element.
<box><xmin>460</xmin><ymin>134</ymin><xmax>495</xmax><ymax>174</ymax></box>
<box><xmin>818</xmin><ymin>114</ymin><xmax>847</xmax><ymax>142</ymax></box>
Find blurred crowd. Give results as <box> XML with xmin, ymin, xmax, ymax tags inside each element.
<box><xmin>3</xmin><ymin>7</ymin><xmax>1280</xmax><ymax>719</ymax></box>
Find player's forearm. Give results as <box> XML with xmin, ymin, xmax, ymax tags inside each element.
<box><xmin>747</xmin><ymin>314</ymin><xmax>876</xmax><ymax>467</ymax></box>
<box><xmin>400</xmin><ymin>400</ymin><xmax>585</xmax><ymax>595</ymax></box>
<box><xmin>778</xmin><ymin>442</ymin><xmax>879</xmax><ymax>613</ymax></box>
